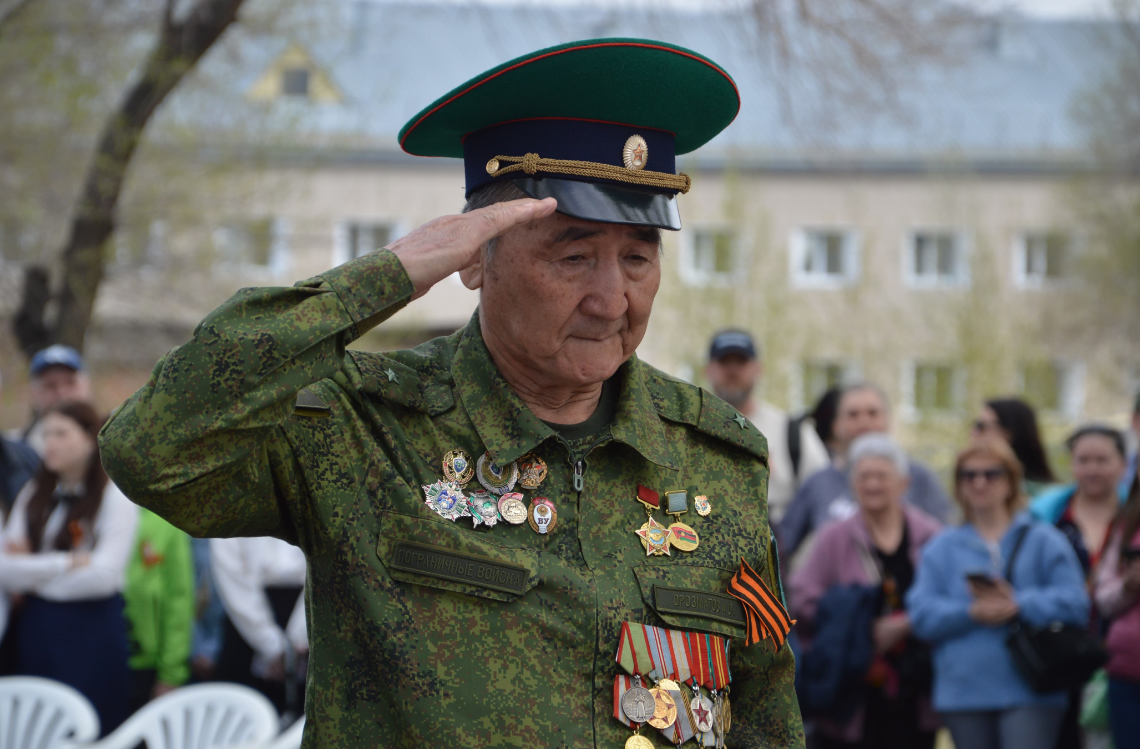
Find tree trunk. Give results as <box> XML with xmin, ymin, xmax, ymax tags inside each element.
<box><xmin>14</xmin><ymin>0</ymin><xmax>245</xmax><ymax>356</ymax></box>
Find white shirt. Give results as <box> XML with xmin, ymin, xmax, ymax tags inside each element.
<box><xmin>745</xmin><ymin>401</ymin><xmax>831</xmax><ymax>523</ymax></box>
<box><xmin>210</xmin><ymin>536</ymin><xmax>307</xmax><ymax>662</ymax></box>
<box><xmin>0</xmin><ymin>481</ymin><xmax>139</xmax><ymax>601</ymax></box>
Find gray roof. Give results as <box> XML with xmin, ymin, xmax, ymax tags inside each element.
<box><xmin>177</xmin><ymin>1</ymin><xmax>1119</xmax><ymax>172</ymax></box>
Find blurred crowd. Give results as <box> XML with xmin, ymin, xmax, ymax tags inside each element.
<box><xmin>0</xmin><ymin>346</ymin><xmax>306</xmax><ymax>736</ymax></box>
<box><xmin>2</xmin><ymin>335</ymin><xmax>1139</xmax><ymax>749</ymax></box>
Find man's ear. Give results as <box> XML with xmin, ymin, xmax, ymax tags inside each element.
<box><xmin>459</xmin><ymin>247</ymin><xmax>485</xmax><ymax>290</ymax></box>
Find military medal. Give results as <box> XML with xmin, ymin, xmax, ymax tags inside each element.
<box><xmin>690</xmin><ymin>693</ymin><xmax>715</xmax><ymax>734</ymax></box>
<box><xmin>475</xmin><ymin>452</ymin><xmax>519</xmax><ymax>495</ymax></box>
<box><xmin>621</xmin><ymin>676</ymin><xmax>656</xmax><ymax>724</ymax></box>
<box><xmin>617</xmin><ymin>623</ymin><xmax>703</xmax><ymax>745</ymax></box>
<box><xmin>663</xmin><ymin>489</ymin><xmax>699</xmax><ymax>553</ymax></box>
<box><xmin>466</xmin><ymin>491</ymin><xmax>501</xmax><ymax>528</ymax></box>
<box><xmin>421</xmin><ymin>481</ymin><xmax>470</xmax><ymax>522</ymax></box>
<box><xmin>497</xmin><ymin>492</ymin><xmax>528</xmax><ymax>525</ymax></box>
<box><xmin>694</xmin><ymin>494</ymin><xmax>712</xmax><ymax>517</ymax></box>
<box><xmin>646</xmin><ymin>688</ymin><xmax>677</xmax><ymax>730</ymax></box>
<box><xmin>441</xmin><ymin>449</ymin><xmax>474</xmax><ymax>486</ymax></box>
<box><xmin>528</xmin><ymin>497</ymin><xmax>557</xmax><ymax>534</ymax></box>
<box><xmin>625</xmin><ymin>735</ymin><xmax>654</xmax><ymax>749</ymax></box>
<box><xmin>634</xmin><ymin>486</ymin><xmax>671</xmax><ymax>557</ymax></box>
<box><xmin>516</xmin><ymin>452</ymin><xmax>548</xmax><ymax>489</ymax></box>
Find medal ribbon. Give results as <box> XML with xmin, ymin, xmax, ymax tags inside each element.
<box><xmin>726</xmin><ymin>556</ymin><xmax>796</xmax><ymax>651</ymax></box>
<box><xmin>666</xmin><ymin>628</ymin><xmax>691</xmax><ymax>684</ymax></box>
<box><xmin>613</xmin><ymin>675</ymin><xmax>635</xmax><ymax>728</ymax></box>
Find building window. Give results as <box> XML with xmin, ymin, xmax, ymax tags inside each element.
<box><xmin>214</xmin><ymin>218</ymin><xmax>276</xmax><ymax>268</ymax></box>
<box><xmin>1018</xmin><ymin>360</ymin><xmax>1084</xmax><ymax>417</ymax></box>
<box><xmin>905</xmin><ymin>230</ymin><xmax>968</xmax><ymax>287</ymax></box>
<box><xmin>1013</xmin><ymin>231</ymin><xmax>1073</xmax><ymax>288</ymax></box>
<box><xmin>347</xmin><ymin>223</ymin><xmax>392</xmax><ymax>261</ymax></box>
<box><xmin>790</xmin><ymin>228</ymin><xmax>860</xmax><ymax>288</ymax></box>
<box><xmin>903</xmin><ymin>362</ymin><xmax>964</xmax><ymax>415</ymax></box>
<box><xmin>282</xmin><ymin>68</ymin><xmax>310</xmax><ymax>97</ymax></box>
<box><xmin>681</xmin><ymin>227</ymin><xmax>737</xmax><ymax>286</ymax></box>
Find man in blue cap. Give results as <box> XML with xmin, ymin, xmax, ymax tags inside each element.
<box><xmin>20</xmin><ymin>344</ymin><xmax>92</xmax><ymax>456</ymax></box>
<box><xmin>102</xmin><ymin>38</ymin><xmax>803</xmax><ymax>747</ymax></box>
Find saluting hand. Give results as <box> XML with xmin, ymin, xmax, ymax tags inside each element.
<box><xmin>386</xmin><ymin>197</ymin><xmax>558</xmax><ymax>301</ymax></box>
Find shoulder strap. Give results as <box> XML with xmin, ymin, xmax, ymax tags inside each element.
<box><xmin>1003</xmin><ymin>524</ymin><xmax>1033</xmax><ymax>583</ymax></box>
<box><xmin>787</xmin><ymin>414</ymin><xmax>803</xmax><ymax>481</ymax></box>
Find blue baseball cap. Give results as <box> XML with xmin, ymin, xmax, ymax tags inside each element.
<box><xmin>29</xmin><ymin>345</ymin><xmax>85</xmax><ymax>377</ymax></box>
<box><xmin>708</xmin><ymin>330</ymin><xmax>757</xmax><ymax>361</ymax></box>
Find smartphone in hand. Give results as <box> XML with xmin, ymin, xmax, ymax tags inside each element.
<box><xmin>966</xmin><ymin>571</ymin><xmax>999</xmax><ymax>589</ymax></box>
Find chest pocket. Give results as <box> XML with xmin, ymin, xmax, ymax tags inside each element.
<box><xmin>634</xmin><ymin>564</ymin><xmax>747</xmax><ymax>640</ymax></box>
<box><xmin>376</xmin><ymin>511</ymin><xmax>540</xmax><ymax>603</ymax></box>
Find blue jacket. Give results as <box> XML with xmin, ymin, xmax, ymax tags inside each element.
<box><xmin>797</xmin><ymin>584</ymin><xmax>878</xmax><ymax>720</ymax></box>
<box><xmin>1029</xmin><ymin>483</ymin><xmax>1128</xmax><ymax>525</ymax></box>
<box><xmin>906</xmin><ymin>512</ymin><xmax>1089</xmax><ymax>712</ymax></box>
<box><xmin>0</xmin><ymin>436</ymin><xmax>38</xmax><ymax>514</ymax></box>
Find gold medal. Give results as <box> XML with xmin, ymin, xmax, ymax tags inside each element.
<box><xmin>667</xmin><ymin>521</ymin><xmax>699</xmax><ymax>552</ymax></box>
<box><xmin>441</xmin><ymin>449</ymin><xmax>474</xmax><ymax>486</ymax></box>
<box><xmin>694</xmin><ymin>494</ymin><xmax>712</xmax><ymax>517</ymax></box>
<box><xmin>497</xmin><ymin>492</ymin><xmax>527</xmax><ymax>525</ymax></box>
<box><xmin>646</xmin><ymin>687</ymin><xmax>677</xmax><ymax>730</ymax></box>
<box><xmin>657</xmin><ymin>678</ymin><xmax>679</xmax><ymax>692</ymax></box>
<box><xmin>625</xmin><ymin>734</ymin><xmax>654</xmax><ymax>749</ymax></box>
<box><xmin>635</xmin><ymin>515</ymin><xmax>671</xmax><ymax>556</ymax></box>
<box><xmin>516</xmin><ymin>452</ymin><xmax>548</xmax><ymax>489</ymax></box>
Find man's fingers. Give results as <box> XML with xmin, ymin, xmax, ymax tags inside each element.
<box><xmin>466</xmin><ymin>197</ymin><xmax>557</xmax><ymax>248</ymax></box>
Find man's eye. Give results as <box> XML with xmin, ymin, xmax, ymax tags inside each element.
<box><xmin>563</xmin><ymin>254</ymin><xmax>587</xmax><ymax>262</ymax></box>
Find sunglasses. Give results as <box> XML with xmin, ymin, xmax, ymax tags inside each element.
<box><xmin>957</xmin><ymin>468</ymin><xmax>1007</xmax><ymax>483</ymax></box>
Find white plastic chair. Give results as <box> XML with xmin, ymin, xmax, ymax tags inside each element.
<box><xmin>0</xmin><ymin>676</ymin><xmax>100</xmax><ymax>749</ymax></box>
<box><xmin>89</xmin><ymin>684</ymin><xmax>278</xmax><ymax>749</ymax></box>
<box><xmin>262</xmin><ymin>717</ymin><xmax>304</xmax><ymax>749</ymax></box>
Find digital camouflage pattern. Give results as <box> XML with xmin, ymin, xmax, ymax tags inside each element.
<box><xmin>99</xmin><ymin>248</ymin><xmax>804</xmax><ymax>748</ymax></box>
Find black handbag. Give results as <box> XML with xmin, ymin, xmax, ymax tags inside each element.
<box><xmin>1003</xmin><ymin>524</ymin><xmax>1108</xmax><ymax>694</ymax></box>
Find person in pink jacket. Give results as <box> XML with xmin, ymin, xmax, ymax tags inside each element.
<box><xmin>790</xmin><ymin>433</ymin><xmax>944</xmax><ymax>749</ymax></box>
<box><xmin>1094</xmin><ymin>473</ymin><xmax>1140</xmax><ymax>747</ymax></box>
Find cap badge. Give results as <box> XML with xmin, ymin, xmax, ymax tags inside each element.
<box><xmin>623</xmin><ymin>134</ymin><xmax>648</xmax><ymax>171</ymax></box>
<box><xmin>485</xmin><ymin>158</ymin><xmax>500</xmax><ymax>174</ymax></box>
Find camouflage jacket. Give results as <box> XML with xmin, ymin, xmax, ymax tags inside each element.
<box><xmin>99</xmin><ymin>249</ymin><xmax>803</xmax><ymax>748</ymax></box>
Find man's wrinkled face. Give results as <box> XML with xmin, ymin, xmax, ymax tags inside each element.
<box><xmin>464</xmin><ymin>211</ymin><xmax>662</xmax><ymax>388</ymax></box>
<box><xmin>31</xmin><ymin>366</ymin><xmax>91</xmax><ymax>413</ymax></box>
<box><xmin>705</xmin><ymin>354</ymin><xmax>760</xmax><ymax>409</ymax></box>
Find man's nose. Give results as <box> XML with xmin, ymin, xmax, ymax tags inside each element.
<box><xmin>580</xmin><ymin>262</ymin><xmax>628</xmax><ymax>320</ymax></box>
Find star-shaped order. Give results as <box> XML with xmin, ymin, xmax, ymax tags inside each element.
<box><xmin>385</xmin><ymin>367</ymin><xmax>399</xmax><ymax>382</ymax></box>
<box><xmin>635</xmin><ymin>515</ymin><xmax>672</xmax><ymax>557</ymax></box>
<box><xmin>734</xmin><ymin>414</ymin><xmax>748</xmax><ymax>430</ymax></box>
<box><xmin>692</xmin><ymin>700</ymin><xmax>712</xmax><ymax>728</ymax></box>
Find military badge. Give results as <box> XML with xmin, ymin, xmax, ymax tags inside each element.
<box><xmin>667</xmin><ymin>522</ymin><xmax>699</xmax><ymax>552</ymax></box>
<box><xmin>441</xmin><ymin>449</ymin><xmax>474</xmax><ymax>486</ymax></box>
<box><xmin>528</xmin><ymin>497</ymin><xmax>557</xmax><ymax>535</ymax></box>
<box><xmin>497</xmin><ymin>492</ymin><xmax>528</xmax><ymax>525</ymax></box>
<box><xmin>516</xmin><ymin>452</ymin><xmax>548</xmax><ymax>489</ymax></box>
<box><xmin>646</xmin><ymin>687</ymin><xmax>677</xmax><ymax>730</ymax></box>
<box><xmin>636</xmin><ymin>515</ymin><xmax>672</xmax><ymax>557</ymax></box>
<box><xmin>466</xmin><ymin>491</ymin><xmax>501</xmax><ymax>528</ymax></box>
<box><xmin>623</xmin><ymin>134</ymin><xmax>648</xmax><ymax>170</ymax></box>
<box><xmin>422</xmin><ymin>481</ymin><xmax>470</xmax><ymax>522</ymax></box>
<box><xmin>691</xmin><ymin>693</ymin><xmax>715</xmax><ymax>733</ymax></box>
<box><xmin>694</xmin><ymin>494</ymin><xmax>712</xmax><ymax>517</ymax></box>
<box><xmin>476</xmin><ymin>452</ymin><xmax>519</xmax><ymax>495</ymax></box>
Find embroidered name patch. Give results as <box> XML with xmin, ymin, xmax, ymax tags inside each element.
<box><xmin>390</xmin><ymin>541</ymin><xmax>529</xmax><ymax>596</ymax></box>
<box><xmin>654</xmin><ymin>585</ymin><xmax>747</xmax><ymax>626</ymax></box>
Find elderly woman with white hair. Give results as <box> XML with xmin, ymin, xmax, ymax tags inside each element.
<box><xmin>790</xmin><ymin>433</ymin><xmax>944</xmax><ymax>749</ymax></box>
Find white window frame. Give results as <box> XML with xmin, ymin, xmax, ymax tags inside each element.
<box><xmin>789</xmin><ymin>226</ymin><xmax>861</xmax><ymax>289</ymax></box>
<box><xmin>1011</xmin><ymin>230</ymin><xmax>1078</xmax><ymax>290</ymax></box>
<box><xmin>900</xmin><ymin>360</ymin><xmax>967</xmax><ymax>421</ymax></box>
<box><xmin>1016</xmin><ymin>359</ymin><xmax>1086</xmax><ymax>421</ymax></box>
<box><xmin>332</xmin><ymin>218</ymin><xmax>406</xmax><ymax>267</ymax></box>
<box><xmin>902</xmin><ymin>228</ymin><xmax>971</xmax><ymax>289</ymax></box>
<box><xmin>788</xmin><ymin>359</ymin><xmax>862</xmax><ymax>412</ymax></box>
<box><xmin>679</xmin><ymin>224</ymin><xmax>741</xmax><ymax>287</ymax></box>
<box><xmin>213</xmin><ymin>216</ymin><xmax>290</xmax><ymax>278</ymax></box>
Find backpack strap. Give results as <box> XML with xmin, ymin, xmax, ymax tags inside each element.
<box><xmin>787</xmin><ymin>413</ymin><xmax>803</xmax><ymax>481</ymax></box>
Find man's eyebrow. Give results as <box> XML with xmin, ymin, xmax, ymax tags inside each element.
<box><xmin>628</xmin><ymin>226</ymin><xmax>662</xmax><ymax>245</ymax></box>
<box><xmin>550</xmin><ymin>226</ymin><xmax>603</xmax><ymax>246</ymax></box>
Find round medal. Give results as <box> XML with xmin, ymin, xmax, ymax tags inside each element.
<box><xmin>441</xmin><ymin>449</ymin><xmax>474</xmax><ymax>486</ymax></box>
<box><xmin>657</xmin><ymin>678</ymin><xmax>679</xmax><ymax>692</ymax></box>
<box><xmin>621</xmin><ymin>685</ymin><xmax>656</xmax><ymax>724</ymax></box>
<box><xmin>720</xmin><ymin>694</ymin><xmax>732</xmax><ymax>734</ymax></box>
<box><xmin>646</xmin><ymin>688</ymin><xmax>677</xmax><ymax>729</ymax></box>
<box><xmin>624</xmin><ymin>735</ymin><xmax>654</xmax><ymax>749</ymax></box>
<box><xmin>528</xmin><ymin>497</ymin><xmax>557</xmax><ymax>535</ymax></box>
<box><xmin>497</xmin><ymin>492</ymin><xmax>528</xmax><ymax>525</ymax></box>
<box><xmin>466</xmin><ymin>491</ymin><xmax>500</xmax><ymax>528</ymax></box>
<box><xmin>476</xmin><ymin>452</ymin><xmax>519</xmax><ymax>495</ymax></box>
<box><xmin>516</xmin><ymin>452</ymin><xmax>548</xmax><ymax>489</ymax></box>
<box><xmin>690</xmin><ymin>695</ymin><xmax>715</xmax><ymax>733</ymax></box>
<box><xmin>694</xmin><ymin>494</ymin><xmax>712</xmax><ymax>517</ymax></box>
<box><xmin>667</xmin><ymin>522</ymin><xmax>699</xmax><ymax>552</ymax></box>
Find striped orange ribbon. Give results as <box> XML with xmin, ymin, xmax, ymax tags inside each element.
<box><xmin>726</xmin><ymin>556</ymin><xmax>796</xmax><ymax>650</ymax></box>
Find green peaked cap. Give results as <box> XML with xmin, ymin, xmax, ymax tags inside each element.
<box><xmin>398</xmin><ymin>38</ymin><xmax>740</xmax><ymax>158</ymax></box>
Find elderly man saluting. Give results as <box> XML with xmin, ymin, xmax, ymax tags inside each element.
<box><xmin>100</xmin><ymin>39</ymin><xmax>801</xmax><ymax>748</ymax></box>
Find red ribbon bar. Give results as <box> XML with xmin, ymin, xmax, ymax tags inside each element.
<box><xmin>726</xmin><ymin>556</ymin><xmax>796</xmax><ymax>651</ymax></box>
<box><xmin>636</xmin><ymin>484</ymin><xmax>660</xmax><ymax>508</ymax></box>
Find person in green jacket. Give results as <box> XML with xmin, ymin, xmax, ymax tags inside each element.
<box><xmin>124</xmin><ymin>507</ymin><xmax>195</xmax><ymax>711</ymax></box>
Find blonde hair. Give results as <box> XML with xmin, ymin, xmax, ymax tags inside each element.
<box><xmin>953</xmin><ymin>438</ymin><xmax>1026</xmax><ymax>522</ymax></box>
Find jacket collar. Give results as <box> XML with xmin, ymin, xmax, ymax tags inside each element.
<box><xmin>450</xmin><ymin>311</ymin><xmax>676</xmax><ymax>470</ymax></box>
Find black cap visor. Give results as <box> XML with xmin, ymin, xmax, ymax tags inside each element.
<box><xmin>512</xmin><ymin>177</ymin><xmax>681</xmax><ymax>231</ymax></box>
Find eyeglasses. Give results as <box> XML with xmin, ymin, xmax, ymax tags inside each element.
<box><xmin>957</xmin><ymin>468</ymin><xmax>1007</xmax><ymax>483</ymax></box>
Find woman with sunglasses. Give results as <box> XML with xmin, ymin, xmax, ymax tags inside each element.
<box><xmin>972</xmin><ymin>398</ymin><xmax>1058</xmax><ymax>498</ymax></box>
<box><xmin>907</xmin><ymin>439</ymin><xmax>1088</xmax><ymax>749</ymax></box>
